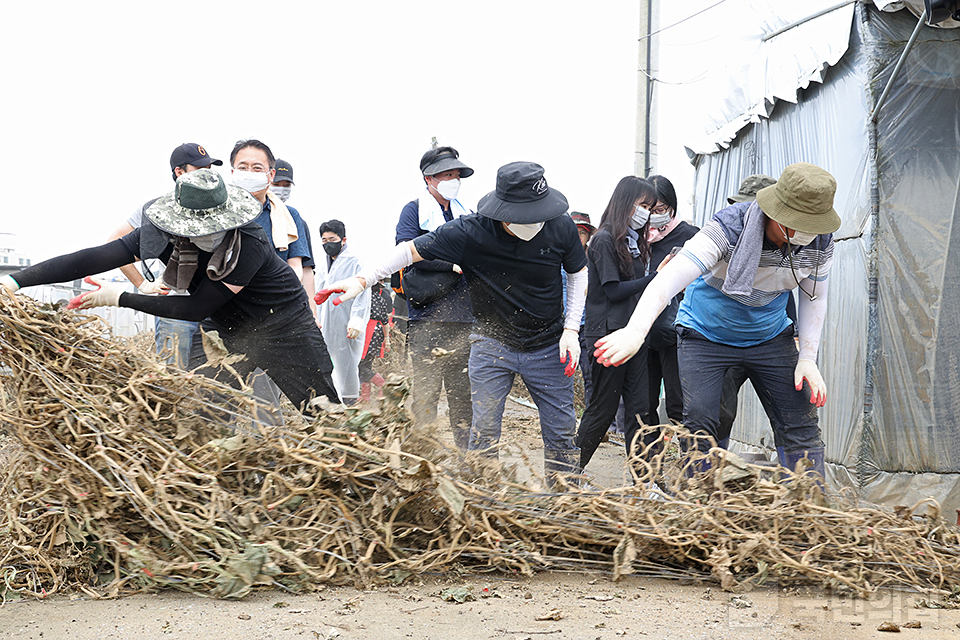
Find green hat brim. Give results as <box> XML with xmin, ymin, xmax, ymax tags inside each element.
<box><xmin>755</xmin><ymin>184</ymin><xmax>841</xmax><ymax>235</ymax></box>
<box><xmin>145</xmin><ymin>184</ymin><xmax>262</xmax><ymax>238</ymax></box>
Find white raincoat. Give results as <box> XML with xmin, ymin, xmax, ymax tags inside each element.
<box><xmin>319</xmin><ymin>243</ymin><xmax>371</xmax><ymax>400</ymax></box>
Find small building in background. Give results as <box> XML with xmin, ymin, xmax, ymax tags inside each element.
<box><xmin>0</xmin><ymin>231</ymin><xmax>151</xmax><ymax>337</ymax></box>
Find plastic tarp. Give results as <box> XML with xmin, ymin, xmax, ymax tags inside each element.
<box><xmin>688</xmin><ymin>5</ymin><xmax>960</xmax><ymax>514</ymax></box>
<box><xmin>684</xmin><ymin>0</ymin><xmax>858</xmax><ymax>157</ymax></box>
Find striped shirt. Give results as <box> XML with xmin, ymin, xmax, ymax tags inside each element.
<box><xmin>675</xmin><ymin>202</ymin><xmax>833</xmax><ymax>346</ymax></box>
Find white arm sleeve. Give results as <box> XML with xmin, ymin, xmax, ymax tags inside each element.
<box><xmin>796</xmin><ymin>276</ymin><xmax>829</xmax><ymax>361</ymax></box>
<box><xmin>563</xmin><ymin>267</ymin><xmax>588</xmax><ymax>331</ymax></box>
<box><xmin>625</xmin><ymin>252</ymin><xmax>703</xmax><ymax>334</ymax></box>
<box><xmin>357</xmin><ymin>242</ymin><xmax>414</xmax><ymax>287</ymax></box>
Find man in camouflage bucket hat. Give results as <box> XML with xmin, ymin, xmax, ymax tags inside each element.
<box><xmin>144</xmin><ymin>168</ymin><xmax>261</xmax><ymax>237</ymax></box>
<box><xmin>105</xmin><ymin>142</ymin><xmax>225</xmax><ymax>368</ymax></box>
<box><xmin>3</xmin><ymin>168</ymin><xmax>342</xmax><ymax>411</ymax></box>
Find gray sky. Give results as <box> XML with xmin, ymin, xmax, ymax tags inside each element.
<box><xmin>2</xmin><ymin>1</ymin><xmax>721</xmax><ymax>264</ymax></box>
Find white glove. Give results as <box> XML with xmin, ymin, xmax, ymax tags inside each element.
<box><xmin>0</xmin><ymin>275</ymin><xmax>20</xmax><ymax>294</ymax></box>
<box><xmin>137</xmin><ymin>279</ymin><xmax>170</xmax><ymax>295</ymax></box>
<box><xmin>67</xmin><ymin>277</ymin><xmax>125</xmax><ymax>310</ymax></box>
<box><xmin>559</xmin><ymin>328</ymin><xmax>581</xmax><ymax>376</ymax></box>
<box><xmin>795</xmin><ymin>358</ymin><xmax>826</xmax><ymax>407</ymax></box>
<box><xmin>347</xmin><ymin>317</ymin><xmax>366</xmax><ymax>340</ymax></box>
<box><xmin>592</xmin><ymin>325</ymin><xmax>647</xmax><ymax>368</ymax></box>
<box><xmin>452</xmin><ymin>264</ymin><xmax>463</xmax><ymax>274</ymax></box>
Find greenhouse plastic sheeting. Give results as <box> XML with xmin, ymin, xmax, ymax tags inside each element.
<box><xmin>684</xmin><ymin>0</ymin><xmax>858</xmax><ymax>157</ymax></box>
<box><xmin>687</xmin><ymin>5</ymin><xmax>960</xmax><ymax>513</ymax></box>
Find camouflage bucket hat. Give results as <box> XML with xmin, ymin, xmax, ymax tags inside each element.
<box><xmin>145</xmin><ymin>168</ymin><xmax>261</xmax><ymax>238</ymax></box>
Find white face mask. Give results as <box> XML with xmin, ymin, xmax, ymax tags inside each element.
<box><xmin>505</xmin><ymin>221</ymin><xmax>545</xmax><ymax>241</ymax></box>
<box><xmin>648</xmin><ymin>210</ymin><xmax>673</xmax><ymax>229</ymax></box>
<box><xmin>780</xmin><ymin>223</ymin><xmax>818</xmax><ymax>246</ymax></box>
<box><xmin>192</xmin><ymin>231</ymin><xmax>227</xmax><ymax>252</ymax></box>
<box><xmin>630</xmin><ymin>204</ymin><xmax>651</xmax><ymax>230</ymax></box>
<box><xmin>233</xmin><ymin>170</ymin><xmax>270</xmax><ymax>193</ymax></box>
<box><xmin>435</xmin><ymin>178</ymin><xmax>460</xmax><ymax>201</ymax></box>
<box><xmin>271</xmin><ymin>186</ymin><xmax>292</xmax><ymax>202</ymax></box>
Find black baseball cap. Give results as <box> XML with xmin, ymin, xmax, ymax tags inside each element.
<box><xmin>274</xmin><ymin>159</ymin><xmax>295</xmax><ymax>185</ymax></box>
<box><xmin>169</xmin><ymin>143</ymin><xmax>222</xmax><ymax>180</ymax></box>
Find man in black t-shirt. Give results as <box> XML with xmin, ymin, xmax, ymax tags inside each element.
<box><xmin>320</xmin><ymin>162</ymin><xmax>588</xmax><ymax>484</ymax></box>
<box><xmin>3</xmin><ymin>169</ymin><xmax>340</xmax><ymax>412</ymax></box>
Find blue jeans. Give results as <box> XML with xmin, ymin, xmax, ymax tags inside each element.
<box><xmin>468</xmin><ymin>335</ymin><xmax>577</xmax><ymax>454</ymax></box>
<box><xmin>677</xmin><ymin>325</ymin><xmax>820</xmax><ymax>453</ymax></box>
<box><xmin>155</xmin><ymin>317</ymin><xmax>200</xmax><ymax>368</ymax></box>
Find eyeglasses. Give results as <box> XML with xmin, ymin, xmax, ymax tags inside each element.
<box><xmin>651</xmin><ymin>204</ymin><xmax>673</xmax><ymax>215</ymax></box>
<box><xmin>235</xmin><ymin>164</ymin><xmax>271</xmax><ymax>173</ymax></box>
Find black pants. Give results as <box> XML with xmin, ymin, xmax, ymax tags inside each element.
<box><xmin>190</xmin><ymin>325</ymin><xmax>340</xmax><ymax>412</ymax></box>
<box><xmin>717</xmin><ymin>364</ymin><xmax>786</xmax><ymax>446</ymax></box>
<box><xmin>575</xmin><ymin>341</ymin><xmax>650</xmax><ymax>470</ymax></box>
<box><xmin>678</xmin><ymin>325</ymin><xmax>819</xmax><ymax>453</ymax></box>
<box><xmin>645</xmin><ymin>345</ymin><xmax>684</xmax><ymax>426</ymax></box>
<box><xmin>408</xmin><ymin>321</ymin><xmax>473</xmax><ymax>431</ymax></box>
<box><xmin>358</xmin><ymin>322</ymin><xmax>384</xmax><ymax>384</ymax></box>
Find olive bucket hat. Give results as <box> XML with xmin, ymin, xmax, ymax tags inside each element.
<box><xmin>477</xmin><ymin>161</ymin><xmax>569</xmax><ymax>224</ymax></box>
<box><xmin>755</xmin><ymin>163</ymin><xmax>841</xmax><ymax>235</ymax></box>
<box><xmin>145</xmin><ymin>168</ymin><xmax>262</xmax><ymax>238</ymax></box>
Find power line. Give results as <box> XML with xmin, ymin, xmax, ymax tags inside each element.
<box><xmin>638</xmin><ymin>0</ymin><xmax>730</xmax><ymax>41</ymax></box>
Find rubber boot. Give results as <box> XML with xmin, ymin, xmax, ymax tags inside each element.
<box><xmin>684</xmin><ymin>455</ymin><xmax>713</xmax><ymax>478</ymax></box>
<box><xmin>359</xmin><ymin>382</ymin><xmax>372</xmax><ymax>403</ymax></box>
<box><xmin>371</xmin><ymin>372</ymin><xmax>386</xmax><ymax>387</ymax></box>
<box><xmin>544</xmin><ymin>449</ymin><xmax>580</xmax><ymax>489</ymax></box>
<box><xmin>777</xmin><ymin>446</ymin><xmax>826</xmax><ymax>484</ymax></box>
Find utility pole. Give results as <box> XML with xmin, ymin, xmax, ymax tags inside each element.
<box><xmin>635</xmin><ymin>0</ymin><xmax>659</xmax><ymax>177</ymax></box>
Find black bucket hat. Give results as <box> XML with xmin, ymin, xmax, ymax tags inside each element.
<box><xmin>420</xmin><ymin>146</ymin><xmax>474</xmax><ymax>178</ymax></box>
<box><xmin>477</xmin><ymin>162</ymin><xmax>569</xmax><ymax>224</ymax></box>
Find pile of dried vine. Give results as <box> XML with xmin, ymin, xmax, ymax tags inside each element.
<box><xmin>1</xmin><ymin>292</ymin><xmax>959</xmax><ymax>601</ymax></box>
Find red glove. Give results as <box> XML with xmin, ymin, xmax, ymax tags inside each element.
<box><xmin>314</xmin><ymin>288</ymin><xmax>345</xmax><ymax>305</ymax></box>
<box><xmin>561</xmin><ymin>351</ymin><xmax>576</xmax><ymax>377</ymax></box>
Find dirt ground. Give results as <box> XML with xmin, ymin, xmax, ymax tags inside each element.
<box><xmin>3</xmin><ymin>567</ymin><xmax>959</xmax><ymax>639</ymax></box>
<box><xmin>2</xmin><ymin>390</ymin><xmax>957</xmax><ymax>639</ymax></box>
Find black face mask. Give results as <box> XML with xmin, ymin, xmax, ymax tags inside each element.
<box><xmin>323</xmin><ymin>241</ymin><xmax>343</xmax><ymax>257</ymax></box>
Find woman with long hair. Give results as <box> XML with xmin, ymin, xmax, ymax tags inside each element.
<box><xmin>643</xmin><ymin>174</ymin><xmax>700</xmax><ymax>427</ymax></box>
<box><xmin>576</xmin><ymin>176</ymin><xmax>659</xmax><ymax>472</ymax></box>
